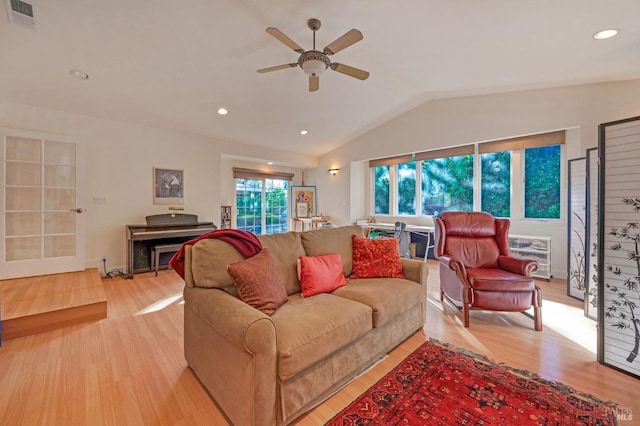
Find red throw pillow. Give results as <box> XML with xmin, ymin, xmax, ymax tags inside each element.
<box><xmin>226</xmin><ymin>248</ymin><xmax>288</xmax><ymax>316</ymax></box>
<box><xmin>296</xmin><ymin>253</ymin><xmax>348</xmax><ymax>297</ymax></box>
<box><xmin>351</xmin><ymin>235</ymin><xmax>405</xmax><ymax>279</ymax></box>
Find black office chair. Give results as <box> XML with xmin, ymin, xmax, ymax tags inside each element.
<box><xmin>393</xmin><ymin>221</ymin><xmax>406</xmax><ymax>237</ymax></box>
<box><xmin>393</xmin><ymin>221</ymin><xmax>409</xmax><ymax>258</ymax></box>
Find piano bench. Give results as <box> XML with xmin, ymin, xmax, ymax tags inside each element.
<box><xmin>151</xmin><ymin>243</ymin><xmax>183</xmax><ymax>276</ymax></box>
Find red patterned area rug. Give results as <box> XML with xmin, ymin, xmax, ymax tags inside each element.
<box><xmin>326</xmin><ymin>339</ymin><xmax>618</xmax><ymax>426</ymax></box>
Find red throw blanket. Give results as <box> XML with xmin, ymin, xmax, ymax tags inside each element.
<box><xmin>169</xmin><ymin>229</ymin><xmax>262</xmax><ymax>279</ymax></box>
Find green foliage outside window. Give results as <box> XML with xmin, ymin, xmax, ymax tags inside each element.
<box><xmin>481</xmin><ymin>151</ymin><xmax>511</xmax><ymax>217</ymax></box>
<box><xmin>397</xmin><ymin>161</ymin><xmax>416</xmax><ymax>215</ymax></box>
<box><xmin>422</xmin><ymin>155</ymin><xmax>473</xmax><ymax>215</ymax></box>
<box><xmin>236</xmin><ymin>179</ymin><xmax>288</xmax><ymax>234</ymax></box>
<box><xmin>524</xmin><ymin>145</ymin><xmax>561</xmax><ymax>219</ymax></box>
<box><xmin>371</xmin><ymin>145</ymin><xmax>561</xmax><ymax>219</ymax></box>
<box><xmin>374</xmin><ymin>165</ymin><xmax>390</xmax><ymax>214</ymax></box>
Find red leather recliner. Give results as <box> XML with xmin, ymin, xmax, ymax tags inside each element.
<box><xmin>434</xmin><ymin>212</ymin><xmax>542</xmax><ymax>331</ymax></box>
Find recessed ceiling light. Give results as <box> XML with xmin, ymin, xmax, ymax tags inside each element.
<box><xmin>300</xmin><ymin>130</ymin><xmax>308</xmax><ymax>135</ymax></box>
<box><xmin>593</xmin><ymin>29</ymin><xmax>618</xmax><ymax>40</ymax></box>
<box><xmin>217</xmin><ymin>107</ymin><xmax>228</xmax><ymax>115</ymax></box>
<box><xmin>69</xmin><ymin>69</ymin><xmax>89</xmax><ymax>80</ymax></box>
<box><xmin>267</xmin><ymin>161</ymin><xmax>274</xmax><ymax>165</ymax></box>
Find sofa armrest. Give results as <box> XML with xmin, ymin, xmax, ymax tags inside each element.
<box><xmin>184</xmin><ymin>285</ymin><xmax>276</xmax><ymax>352</ymax></box>
<box><xmin>498</xmin><ymin>255</ymin><xmax>538</xmax><ymax>278</ymax></box>
<box><xmin>184</xmin><ymin>245</ymin><xmax>195</xmax><ymax>288</ymax></box>
<box><xmin>401</xmin><ymin>258</ymin><xmax>429</xmax><ymax>286</ymax></box>
<box><xmin>183</xmin><ymin>286</ymin><xmax>278</xmax><ymax>426</ymax></box>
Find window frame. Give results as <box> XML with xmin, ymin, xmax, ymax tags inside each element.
<box><xmin>520</xmin><ymin>144</ymin><xmax>565</xmax><ymax>222</ymax></box>
<box><xmin>233</xmin><ymin>167</ymin><xmax>293</xmax><ymax>235</ymax></box>
<box><xmin>369</xmin><ymin>131</ymin><xmax>565</xmax><ymax>221</ymax></box>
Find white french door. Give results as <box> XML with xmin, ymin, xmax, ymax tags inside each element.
<box><xmin>1</xmin><ymin>131</ymin><xmax>85</xmax><ymax>279</ymax></box>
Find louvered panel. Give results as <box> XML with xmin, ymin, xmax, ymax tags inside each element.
<box><xmin>598</xmin><ymin>116</ymin><xmax>640</xmax><ymax>379</ymax></box>
<box><xmin>584</xmin><ymin>148</ymin><xmax>598</xmax><ymax>320</ymax></box>
<box><xmin>568</xmin><ymin>158</ymin><xmax>586</xmax><ymax>300</ymax></box>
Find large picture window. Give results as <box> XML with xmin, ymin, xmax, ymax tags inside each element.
<box><xmin>524</xmin><ymin>145</ymin><xmax>561</xmax><ymax>219</ymax></box>
<box><xmin>421</xmin><ymin>154</ymin><xmax>473</xmax><ymax>216</ymax></box>
<box><xmin>373</xmin><ymin>165</ymin><xmax>390</xmax><ymax>214</ymax></box>
<box><xmin>481</xmin><ymin>151</ymin><xmax>511</xmax><ymax>218</ymax></box>
<box><xmin>397</xmin><ymin>161</ymin><xmax>416</xmax><ymax>215</ymax></box>
<box><xmin>370</xmin><ymin>131</ymin><xmax>564</xmax><ymax>220</ymax></box>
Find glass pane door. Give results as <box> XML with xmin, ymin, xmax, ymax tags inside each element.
<box><xmin>265</xmin><ymin>179</ymin><xmax>288</xmax><ymax>234</ymax></box>
<box><xmin>235</xmin><ymin>178</ymin><xmax>263</xmax><ymax>234</ymax></box>
<box><xmin>2</xmin><ymin>133</ymin><xmax>85</xmax><ymax>279</ymax></box>
<box><xmin>235</xmin><ymin>178</ymin><xmax>289</xmax><ymax>235</ymax></box>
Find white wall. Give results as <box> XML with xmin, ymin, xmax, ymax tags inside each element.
<box><xmin>4</xmin><ymin>79</ymin><xmax>640</xmax><ymax>279</ymax></box>
<box><xmin>0</xmin><ymin>100</ymin><xmax>316</xmax><ymax>273</ymax></box>
<box><xmin>317</xmin><ymin>79</ymin><xmax>640</xmax><ymax>279</ymax></box>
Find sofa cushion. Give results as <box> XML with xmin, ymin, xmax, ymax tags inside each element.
<box><xmin>300</xmin><ymin>225</ymin><xmax>364</xmax><ymax>277</ymax></box>
<box><xmin>191</xmin><ymin>238</ymin><xmax>245</xmax><ymax>293</ymax></box>
<box><xmin>333</xmin><ymin>278</ymin><xmax>423</xmax><ymax>328</ymax></box>
<box><xmin>350</xmin><ymin>235</ymin><xmax>405</xmax><ymax>279</ymax></box>
<box><xmin>296</xmin><ymin>254</ymin><xmax>348</xmax><ymax>298</ymax></box>
<box><xmin>271</xmin><ymin>293</ymin><xmax>372</xmax><ymax>380</ymax></box>
<box><xmin>226</xmin><ymin>248</ymin><xmax>288</xmax><ymax>316</ymax></box>
<box><xmin>466</xmin><ymin>268</ymin><xmax>535</xmax><ymax>292</ymax></box>
<box><xmin>258</xmin><ymin>232</ymin><xmax>307</xmax><ymax>295</ymax></box>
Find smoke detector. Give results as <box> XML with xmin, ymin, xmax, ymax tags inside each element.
<box><xmin>5</xmin><ymin>0</ymin><xmax>37</xmax><ymax>31</ymax></box>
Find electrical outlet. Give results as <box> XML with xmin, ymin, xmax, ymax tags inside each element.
<box><xmin>101</xmin><ymin>256</ymin><xmax>107</xmax><ymax>263</ymax></box>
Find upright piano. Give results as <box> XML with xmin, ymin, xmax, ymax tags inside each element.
<box><xmin>126</xmin><ymin>213</ymin><xmax>216</xmax><ymax>277</ymax></box>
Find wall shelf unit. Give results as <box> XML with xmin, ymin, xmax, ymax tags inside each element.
<box><xmin>508</xmin><ymin>234</ymin><xmax>552</xmax><ymax>280</ymax></box>
<box><xmin>220</xmin><ymin>206</ymin><xmax>231</xmax><ymax>229</ymax></box>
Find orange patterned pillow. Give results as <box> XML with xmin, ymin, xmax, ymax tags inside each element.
<box><xmin>350</xmin><ymin>235</ymin><xmax>405</xmax><ymax>279</ymax></box>
<box><xmin>226</xmin><ymin>248</ymin><xmax>288</xmax><ymax>316</ymax></box>
<box><xmin>296</xmin><ymin>253</ymin><xmax>348</xmax><ymax>297</ymax></box>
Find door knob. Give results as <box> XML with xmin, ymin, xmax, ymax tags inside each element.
<box><xmin>70</xmin><ymin>208</ymin><xmax>85</xmax><ymax>213</ymax></box>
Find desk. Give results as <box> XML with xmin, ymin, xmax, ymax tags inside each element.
<box><xmin>293</xmin><ymin>216</ymin><xmax>330</xmax><ymax>231</ymax></box>
<box><xmin>361</xmin><ymin>223</ymin><xmax>435</xmax><ymax>261</ymax></box>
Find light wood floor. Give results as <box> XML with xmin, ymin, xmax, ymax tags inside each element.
<box><xmin>0</xmin><ymin>262</ymin><xmax>638</xmax><ymax>425</ymax></box>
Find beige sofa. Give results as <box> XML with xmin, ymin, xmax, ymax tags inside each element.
<box><xmin>182</xmin><ymin>225</ymin><xmax>428</xmax><ymax>425</ymax></box>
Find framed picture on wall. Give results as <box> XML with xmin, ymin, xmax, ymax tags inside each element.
<box><xmin>153</xmin><ymin>167</ymin><xmax>184</xmax><ymax>205</ymax></box>
<box><xmin>291</xmin><ymin>185</ymin><xmax>316</xmax><ymax>218</ymax></box>
<box><xmin>296</xmin><ymin>202</ymin><xmax>310</xmax><ymax>218</ymax></box>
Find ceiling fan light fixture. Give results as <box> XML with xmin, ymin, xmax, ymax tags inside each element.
<box><xmin>298</xmin><ymin>50</ymin><xmax>330</xmax><ymax>77</ymax></box>
<box><xmin>301</xmin><ymin>59</ymin><xmax>327</xmax><ymax>77</ymax></box>
<box><xmin>259</xmin><ymin>18</ymin><xmax>368</xmax><ymax>92</ymax></box>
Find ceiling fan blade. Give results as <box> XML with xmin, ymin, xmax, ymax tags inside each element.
<box><xmin>323</xmin><ymin>29</ymin><xmax>363</xmax><ymax>55</ymax></box>
<box><xmin>257</xmin><ymin>63</ymin><xmax>298</xmax><ymax>74</ymax></box>
<box><xmin>309</xmin><ymin>76</ymin><xmax>319</xmax><ymax>92</ymax></box>
<box><xmin>330</xmin><ymin>63</ymin><xmax>369</xmax><ymax>80</ymax></box>
<box><xmin>266</xmin><ymin>27</ymin><xmax>305</xmax><ymax>53</ymax></box>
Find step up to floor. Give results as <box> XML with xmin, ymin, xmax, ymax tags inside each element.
<box><xmin>0</xmin><ymin>268</ymin><xmax>107</xmax><ymax>342</ymax></box>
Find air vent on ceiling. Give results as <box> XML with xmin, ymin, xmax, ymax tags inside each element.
<box><xmin>5</xmin><ymin>0</ymin><xmax>36</xmax><ymax>31</ymax></box>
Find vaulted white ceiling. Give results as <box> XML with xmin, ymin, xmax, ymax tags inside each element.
<box><xmin>1</xmin><ymin>0</ymin><xmax>639</xmax><ymax>157</ymax></box>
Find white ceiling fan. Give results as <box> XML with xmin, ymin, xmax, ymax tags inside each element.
<box><xmin>257</xmin><ymin>18</ymin><xmax>369</xmax><ymax>92</ymax></box>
